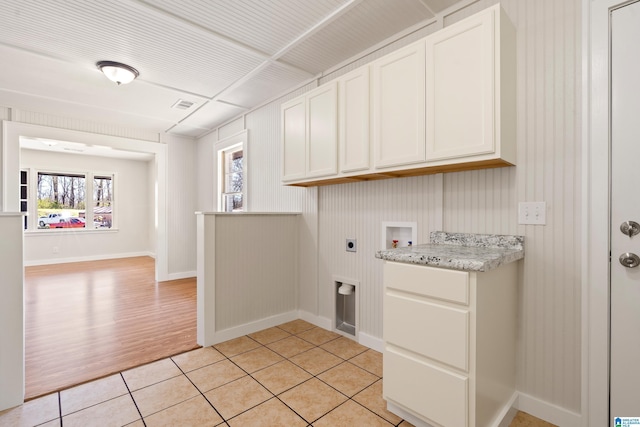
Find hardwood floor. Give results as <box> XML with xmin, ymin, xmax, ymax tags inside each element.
<box><xmin>24</xmin><ymin>256</ymin><xmax>198</xmax><ymax>400</ymax></box>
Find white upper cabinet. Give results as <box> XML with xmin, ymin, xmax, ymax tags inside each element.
<box><xmin>371</xmin><ymin>40</ymin><xmax>426</xmax><ymax>169</ymax></box>
<box><xmin>339</xmin><ymin>67</ymin><xmax>370</xmax><ymax>173</ymax></box>
<box><xmin>280</xmin><ymin>4</ymin><xmax>515</xmax><ymax>186</ymax></box>
<box><xmin>426</xmin><ymin>4</ymin><xmax>516</xmax><ymax>164</ymax></box>
<box><xmin>306</xmin><ymin>83</ymin><xmax>338</xmax><ymax>178</ymax></box>
<box><xmin>281</xmin><ymin>82</ymin><xmax>338</xmax><ymax>182</ymax></box>
<box><xmin>281</xmin><ymin>97</ymin><xmax>306</xmax><ymax>182</ymax></box>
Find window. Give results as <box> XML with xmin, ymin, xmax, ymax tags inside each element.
<box><xmin>221</xmin><ymin>146</ymin><xmax>244</xmax><ymax>212</ymax></box>
<box><xmin>20</xmin><ymin>169</ymin><xmax>28</xmax><ymax>230</ymax></box>
<box><xmin>93</xmin><ymin>175</ymin><xmax>113</xmax><ymax>228</ymax></box>
<box><xmin>33</xmin><ymin>170</ymin><xmax>114</xmax><ymax>230</ymax></box>
<box><xmin>217</xmin><ymin>131</ymin><xmax>247</xmax><ymax>212</ymax></box>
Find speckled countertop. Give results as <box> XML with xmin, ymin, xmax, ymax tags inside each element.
<box><xmin>375</xmin><ymin>231</ymin><xmax>524</xmax><ymax>272</ymax></box>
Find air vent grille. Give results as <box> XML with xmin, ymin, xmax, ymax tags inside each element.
<box><xmin>172</xmin><ymin>99</ymin><xmax>195</xmax><ymax>110</ymax></box>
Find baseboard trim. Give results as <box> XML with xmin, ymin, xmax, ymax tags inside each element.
<box><xmin>293</xmin><ymin>312</ymin><xmax>385</xmax><ymax>353</ymax></box>
<box><xmin>494</xmin><ymin>392</ymin><xmax>519</xmax><ymax>427</ymax></box>
<box><xmin>24</xmin><ymin>251</ymin><xmax>154</xmax><ymax>266</ymax></box>
<box><xmin>358</xmin><ymin>331</ymin><xmax>384</xmax><ymax>353</ymax></box>
<box><xmin>208</xmin><ymin>311</ymin><xmax>299</xmax><ymax>345</ymax></box>
<box><xmin>298</xmin><ymin>311</ymin><xmax>332</xmax><ymax>330</ymax></box>
<box><xmin>165</xmin><ymin>271</ymin><xmax>196</xmax><ymax>281</ymax></box>
<box><xmin>516</xmin><ymin>392</ymin><xmax>583</xmax><ymax>427</ymax></box>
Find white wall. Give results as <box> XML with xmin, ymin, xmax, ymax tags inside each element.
<box><xmin>20</xmin><ymin>149</ymin><xmax>152</xmax><ymax>264</ymax></box>
<box><xmin>0</xmin><ymin>213</ymin><xmax>25</xmax><ymax>411</ymax></box>
<box><xmin>197</xmin><ymin>0</ymin><xmax>583</xmax><ymax>420</ymax></box>
<box><xmin>164</xmin><ymin>133</ymin><xmax>197</xmax><ymax>278</ymax></box>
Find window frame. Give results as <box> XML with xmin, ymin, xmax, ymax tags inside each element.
<box><xmin>27</xmin><ymin>167</ymin><xmax>117</xmax><ymax>232</ymax></box>
<box><xmin>216</xmin><ymin>130</ymin><xmax>248</xmax><ymax>212</ymax></box>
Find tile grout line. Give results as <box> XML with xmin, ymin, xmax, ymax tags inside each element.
<box><xmin>273</xmin><ymin>331</ymin><xmax>397</xmax><ymax>426</ymax></box>
<box><xmin>223</xmin><ymin>329</ymin><xmax>390</xmax><ymax>426</ymax></box>
<box><xmin>58</xmin><ymin>392</ymin><xmax>63</xmax><ymax>427</ymax></box>
<box><xmin>120</xmin><ymin>372</ymin><xmax>147</xmax><ymax>427</ymax></box>
<box><xmin>219</xmin><ymin>342</ymin><xmax>293</xmax><ymax>424</ymax></box>
<box><xmin>169</xmin><ymin>354</ymin><xmax>230</xmax><ymax>426</ymax></box>
<box><xmin>214</xmin><ymin>329</ymin><xmax>331</xmax><ymax>425</ymax></box>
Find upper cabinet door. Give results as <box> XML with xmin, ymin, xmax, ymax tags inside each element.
<box><xmin>281</xmin><ymin>97</ymin><xmax>306</xmax><ymax>182</ymax></box>
<box><xmin>306</xmin><ymin>83</ymin><xmax>338</xmax><ymax>178</ymax></box>
<box><xmin>426</xmin><ymin>8</ymin><xmax>495</xmax><ymax>161</ymax></box>
<box><xmin>372</xmin><ymin>40</ymin><xmax>426</xmax><ymax>169</ymax></box>
<box><xmin>339</xmin><ymin>67</ymin><xmax>370</xmax><ymax>173</ymax></box>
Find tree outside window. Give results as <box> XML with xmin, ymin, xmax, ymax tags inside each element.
<box><xmin>93</xmin><ymin>175</ymin><xmax>113</xmax><ymax>228</ymax></box>
<box><xmin>37</xmin><ymin>172</ymin><xmax>86</xmax><ymax>229</ymax></box>
<box><xmin>222</xmin><ymin>148</ymin><xmax>243</xmax><ymax>212</ymax></box>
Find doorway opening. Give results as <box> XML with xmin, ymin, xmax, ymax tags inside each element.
<box><xmin>24</xmin><ymin>257</ymin><xmax>198</xmax><ymax>399</ymax></box>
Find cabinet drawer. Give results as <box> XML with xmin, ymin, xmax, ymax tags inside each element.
<box><xmin>384</xmin><ymin>294</ymin><xmax>469</xmax><ymax>370</ymax></box>
<box><xmin>384</xmin><ymin>261</ymin><xmax>469</xmax><ymax>305</ymax></box>
<box><xmin>384</xmin><ymin>348</ymin><xmax>468</xmax><ymax>427</ymax></box>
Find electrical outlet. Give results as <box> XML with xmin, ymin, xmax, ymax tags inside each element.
<box><xmin>518</xmin><ymin>202</ymin><xmax>546</xmax><ymax>225</ymax></box>
<box><xmin>346</xmin><ymin>239</ymin><xmax>357</xmax><ymax>252</ymax></box>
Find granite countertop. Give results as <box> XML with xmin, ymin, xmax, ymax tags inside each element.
<box><xmin>375</xmin><ymin>231</ymin><xmax>525</xmax><ymax>272</ymax></box>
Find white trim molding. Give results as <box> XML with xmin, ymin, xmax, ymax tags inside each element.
<box><xmin>516</xmin><ymin>393</ymin><xmax>583</xmax><ymax>427</ymax></box>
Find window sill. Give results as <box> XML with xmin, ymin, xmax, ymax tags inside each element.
<box><xmin>24</xmin><ymin>228</ymin><xmax>119</xmax><ymax>236</ymax></box>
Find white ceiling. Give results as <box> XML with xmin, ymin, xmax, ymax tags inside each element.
<box><xmin>0</xmin><ymin>0</ymin><xmax>460</xmax><ymax>139</ymax></box>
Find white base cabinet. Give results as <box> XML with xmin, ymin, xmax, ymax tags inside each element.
<box><xmin>382</xmin><ymin>261</ymin><xmax>518</xmax><ymax>427</ymax></box>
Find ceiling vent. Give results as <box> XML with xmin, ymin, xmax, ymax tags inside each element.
<box><xmin>171</xmin><ymin>99</ymin><xmax>195</xmax><ymax>110</ymax></box>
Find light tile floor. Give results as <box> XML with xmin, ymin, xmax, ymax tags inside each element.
<box><xmin>1</xmin><ymin>319</ymin><xmax>555</xmax><ymax>427</ymax></box>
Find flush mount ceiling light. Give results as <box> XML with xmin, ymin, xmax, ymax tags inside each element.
<box><xmin>96</xmin><ymin>61</ymin><xmax>139</xmax><ymax>85</ymax></box>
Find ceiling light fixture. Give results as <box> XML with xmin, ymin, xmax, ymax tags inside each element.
<box><xmin>96</xmin><ymin>61</ymin><xmax>139</xmax><ymax>85</ymax></box>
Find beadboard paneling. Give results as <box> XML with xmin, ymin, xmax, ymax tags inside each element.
<box><xmin>200</xmin><ymin>0</ymin><xmax>582</xmax><ymax>415</ymax></box>
<box><xmin>443</xmin><ymin>167</ymin><xmax>517</xmax><ymax>234</ymax></box>
<box><xmin>218</xmin><ymin>117</ymin><xmax>245</xmax><ymax>141</ymax></box>
<box><xmin>318</xmin><ymin>175</ymin><xmax>443</xmax><ymax>338</ymax></box>
<box><xmin>441</xmin><ymin>0</ymin><xmax>582</xmax><ymax>412</ymax></box>
<box><xmin>319</xmin><ymin>20</ymin><xmax>441</xmax><ymax>85</ymax></box>
<box><xmin>243</xmin><ymin>84</ymin><xmax>319</xmax><ymax>316</ymax></box>
<box><xmin>12</xmin><ymin>109</ymin><xmax>160</xmax><ymax>142</ymax></box>
<box><xmin>196</xmin><ymin>130</ymin><xmax>217</xmax><ymax>212</ymax></box>
<box><xmin>212</xmin><ymin>214</ymin><xmax>298</xmax><ymax>330</ymax></box>
<box><xmin>245</xmin><ymin>97</ymin><xmax>307</xmax><ymax>213</ymax></box>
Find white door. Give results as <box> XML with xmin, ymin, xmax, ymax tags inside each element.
<box><xmin>610</xmin><ymin>0</ymin><xmax>640</xmax><ymax>421</ymax></box>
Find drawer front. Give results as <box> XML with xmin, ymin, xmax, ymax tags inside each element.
<box><xmin>384</xmin><ymin>293</ymin><xmax>469</xmax><ymax>371</ymax></box>
<box><xmin>384</xmin><ymin>261</ymin><xmax>469</xmax><ymax>305</ymax></box>
<box><xmin>384</xmin><ymin>348</ymin><xmax>468</xmax><ymax>427</ymax></box>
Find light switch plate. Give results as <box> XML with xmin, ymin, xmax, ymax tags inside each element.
<box><xmin>518</xmin><ymin>202</ymin><xmax>546</xmax><ymax>225</ymax></box>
